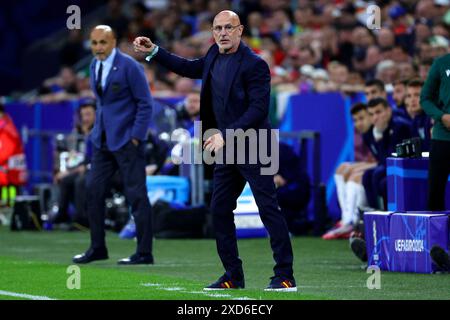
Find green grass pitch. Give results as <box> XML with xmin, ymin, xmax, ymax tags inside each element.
<box><xmin>0</xmin><ymin>226</ymin><xmax>449</xmax><ymax>300</ymax></box>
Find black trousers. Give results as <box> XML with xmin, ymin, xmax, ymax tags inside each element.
<box><xmin>362</xmin><ymin>165</ymin><xmax>387</xmax><ymax>210</ymax></box>
<box><xmin>86</xmin><ymin>140</ymin><xmax>153</xmax><ymax>255</ymax></box>
<box><xmin>428</xmin><ymin>139</ymin><xmax>450</xmax><ymax>211</ymax></box>
<box><xmin>210</xmin><ymin>163</ymin><xmax>294</xmax><ymax>280</ymax></box>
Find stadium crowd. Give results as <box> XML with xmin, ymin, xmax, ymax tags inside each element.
<box><xmin>35</xmin><ymin>0</ymin><xmax>450</xmax><ymax>101</ymax></box>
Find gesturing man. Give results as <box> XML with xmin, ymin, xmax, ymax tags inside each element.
<box><xmin>134</xmin><ymin>10</ymin><xmax>297</xmax><ymax>291</ymax></box>
<box><xmin>73</xmin><ymin>25</ymin><xmax>154</xmax><ymax>265</ymax></box>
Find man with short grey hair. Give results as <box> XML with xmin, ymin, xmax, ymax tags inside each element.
<box><xmin>73</xmin><ymin>25</ymin><xmax>154</xmax><ymax>266</ymax></box>
<box><xmin>134</xmin><ymin>10</ymin><xmax>297</xmax><ymax>291</ymax></box>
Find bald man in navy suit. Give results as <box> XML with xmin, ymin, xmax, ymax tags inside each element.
<box><xmin>73</xmin><ymin>25</ymin><xmax>154</xmax><ymax>265</ymax></box>
<box><xmin>134</xmin><ymin>11</ymin><xmax>297</xmax><ymax>291</ymax></box>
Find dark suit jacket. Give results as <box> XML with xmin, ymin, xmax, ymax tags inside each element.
<box><xmin>90</xmin><ymin>49</ymin><xmax>153</xmax><ymax>151</ymax></box>
<box><xmin>153</xmin><ymin>41</ymin><xmax>272</xmax><ymax>139</ymax></box>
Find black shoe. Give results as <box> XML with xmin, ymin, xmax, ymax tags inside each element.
<box><xmin>118</xmin><ymin>253</ymin><xmax>154</xmax><ymax>265</ymax></box>
<box><xmin>72</xmin><ymin>247</ymin><xmax>108</xmax><ymax>264</ymax></box>
<box><xmin>264</xmin><ymin>275</ymin><xmax>297</xmax><ymax>292</ymax></box>
<box><xmin>350</xmin><ymin>237</ymin><xmax>367</xmax><ymax>262</ymax></box>
<box><xmin>430</xmin><ymin>245</ymin><xmax>450</xmax><ymax>272</ymax></box>
<box><xmin>204</xmin><ymin>274</ymin><xmax>245</xmax><ymax>290</ymax></box>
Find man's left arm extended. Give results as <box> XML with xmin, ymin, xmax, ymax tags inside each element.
<box><xmin>128</xmin><ymin>61</ymin><xmax>153</xmax><ymax>143</ymax></box>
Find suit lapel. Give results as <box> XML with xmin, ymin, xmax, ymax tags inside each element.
<box><xmin>201</xmin><ymin>45</ymin><xmax>219</xmax><ymax>93</ymax></box>
<box><xmin>199</xmin><ymin>45</ymin><xmax>219</xmax><ymax>132</ymax></box>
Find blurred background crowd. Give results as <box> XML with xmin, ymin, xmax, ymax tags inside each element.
<box><xmin>1</xmin><ymin>0</ymin><xmax>449</xmax><ymax>102</ymax></box>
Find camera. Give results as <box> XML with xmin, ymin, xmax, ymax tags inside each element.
<box><xmin>395</xmin><ymin>137</ymin><xmax>421</xmax><ymax>158</ymax></box>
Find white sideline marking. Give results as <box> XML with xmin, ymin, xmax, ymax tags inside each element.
<box><xmin>163</xmin><ymin>287</ymin><xmax>184</xmax><ymax>291</ymax></box>
<box><xmin>141</xmin><ymin>283</ymin><xmax>162</xmax><ymax>287</ymax></box>
<box><xmin>0</xmin><ymin>290</ymin><xmax>56</xmax><ymax>300</ymax></box>
<box><xmin>188</xmin><ymin>290</ymin><xmax>254</xmax><ymax>300</ymax></box>
<box><xmin>299</xmin><ymin>285</ymin><xmax>365</xmax><ymax>288</ymax></box>
<box><xmin>189</xmin><ymin>291</ymin><xmax>232</xmax><ymax>298</ymax></box>
<box><xmin>140</xmin><ymin>283</ymin><xmax>255</xmax><ymax>300</ymax></box>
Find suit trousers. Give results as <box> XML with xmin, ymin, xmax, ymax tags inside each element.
<box><xmin>86</xmin><ymin>140</ymin><xmax>153</xmax><ymax>255</ymax></box>
<box><xmin>428</xmin><ymin>139</ymin><xmax>450</xmax><ymax>211</ymax></box>
<box><xmin>210</xmin><ymin>163</ymin><xmax>294</xmax><ymax>280</ymax></box>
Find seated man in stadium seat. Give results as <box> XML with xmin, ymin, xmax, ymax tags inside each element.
<box><xmin>275</xmin><ymin>142</ymin><xmax>311</xmax><ymax>235</ymax></box>
<box><xmin>404</xmin><ymin>78</ymin><xmax>432</xmax><ymax>152</ymax></box>
<box><xmin>362</xmin><ymin>97</ymin><xmax>413</xmax><ymax>210</ymax></box>
<box><xmin>323</xmin><ymin>103</ymin><xmax>376</xmax><ymax>240</ymax></box>
<box><xmin>350</xmin><ymin>97</ymin><xmax>414</xmax><ymax>261</ymax></box>
<box><xmin>52</xmin><ymin>100</ymin><xmax>96</xmax><ymax>228</ymax></box>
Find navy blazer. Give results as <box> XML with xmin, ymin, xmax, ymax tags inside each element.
<box><xmin>89</xmin><ymin>49</ymin><xmax>153</xmax><ymax>151</ymax></box>
<box><xmin>153</xmin><ymin>41</ymin><xmax>272</xmax><ymax>139</ymax></box>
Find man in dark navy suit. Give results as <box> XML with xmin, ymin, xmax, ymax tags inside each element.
<box><xmin>73</xmin><ymin>25</ymin><xmax>154</xmax><ymax>265</ymax></box>
<box><xmin>362</xmin><ymin>97</ymin><xmax>413</xmax><ymax>209</ymax></box>
<box><xmin>134</xmin><ymin>11</ymin><xmax>297</xmax><ymax>291</ymax></box>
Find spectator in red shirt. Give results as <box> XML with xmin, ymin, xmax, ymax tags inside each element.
<box><xmin>0</xmin><ymin>103</ymin><xmax>27</xmax><ymax>191</ymax></box>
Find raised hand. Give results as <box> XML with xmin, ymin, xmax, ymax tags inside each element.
<box><xmin>133</xmin><ymin>36</ymin><xmax>155</xmax><ymax>54</ymax></box>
